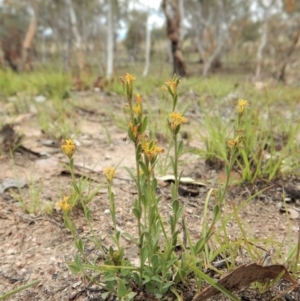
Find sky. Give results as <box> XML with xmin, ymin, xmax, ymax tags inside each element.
<box><xmin>128</xmin><ymin>0</ymin><xmax>164</xmax><ymax>28</ymax></box>
<box><xmin>118</xmin><ymin>0</ymin><xmax>165</xmax><ymax>40</ymax></box>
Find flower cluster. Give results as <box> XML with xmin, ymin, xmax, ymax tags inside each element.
<box><xmin>128</xmin><ymin>122</ymin><xmax>139</xmax><ymax>140</ymax></box>
<box><xmin>141</xmin><ymin>139</ymin><xmax>164</xmax><ymax>162</ymax></box>
<box><xmin>104</xmin><ymin>167</ymin><xmax>116</xmax><ymax>183</ymax></box>
<box><xmin>227</xmin><ymin>136</ymin><xmax>243</xmax><ymax>149</ymax></box>
<box><xmin>120</xmin><ymin>73</ymin><xmax>135</xmax><ymax>99</ymax></box>
<box><xmin>228</xmin><ymin>100</ymin><xmax>249</xmax><ymax>149</ymax></box>
<box><xmin>237</xmin><ymin>99</ymin><xmax>248</xmax><ymax>115</ymax></box>
<box><xmin>162</xmin><ymin>77</ymin><xmax>180</xmax><ymax>97</ymax></box>
<box><xmin>61</xmin><ymin>139</ymin><xmax>76</xmax><ymax>158</ymax></box>
<box><xmin>56</xmin><ymin>196</ymin><xmax>71</xmax><ymax>213</ymax></box>
<box><xmin>169</xmin><ymin>112</ymin><xmax>187</xmax><ymax>133</ymax></box>
<box><xmin>132</xmin><ymin>93</ymin><xmax>142</xmax><ymax>116</ymax></box>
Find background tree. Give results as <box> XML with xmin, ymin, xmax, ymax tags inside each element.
<box><xmin>65</xmin><ymin>0</ymin><xmax>85</xmax><ymax>73</ymax></box>
<box><xmin>162</xmin><ymin>0</ymin><xmax>188</xmax><ymax>77</ymax></box>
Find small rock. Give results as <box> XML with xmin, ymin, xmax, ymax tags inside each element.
<box><xmin>34</xmin><ymin>95</ymin><xmax>46</xmax><ymax>103</ymax></box>
<box><xmin>72</xmin><ymin>281</ymin><xmax>82</xmax><ymax>289</ymax></box>
<box><xmin>7</xmin><ymin>248</ymin><xmax>16</xmax><ymax>255</ymax></box>
<box><xmin>16</xmin><ymin>261</ymin><xmax>25</xmax><ymax>268</ymax></box>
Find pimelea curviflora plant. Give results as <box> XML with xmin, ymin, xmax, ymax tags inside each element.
<box><xmin>63</xmin><ymin>75</ymin><xmax>254</xmax><ymax>301</ymax></box>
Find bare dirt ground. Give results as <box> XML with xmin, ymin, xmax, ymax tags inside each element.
<box><xmin>0</xmin><ymin>91</ymin><xmax>299</xmax><ymax>301</ymax></box>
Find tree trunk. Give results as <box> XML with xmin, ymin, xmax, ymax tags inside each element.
<box><xmin>277</xmin><ymin>28</ymin><xmax>300</xmax><ymax>82</ymax></box>
<box><xmin>143</xmin><ymin>15</ymin><xmax>151</xmax><ymax>77</ymax></box>
<box><xmin>19</xmin><ymin>0</ymin><xmax>38</xmax><ymax>71</ymax></box>
<box><xmin>255</xmin><ymin>20</ymin><xmax>268</xmax><ymax>80</ymax></box>
<box><xmin>162</xmin><ymin>0</ymin><xmax>188</xmax><ymax>77</ymax></box>
<box><xmin>66</xmin><ymin>0</ymin><xmax>85</xmax><ymax>73</ymax></box>
<box><xmin>201</xmin><ymin>0</ymin><xmax>226</xmax><ymax>77</ymax></box>
<box><xmin>106</xmin><ymin>0</ymin><xmax>114</xmax><ymax>79</ymax></box>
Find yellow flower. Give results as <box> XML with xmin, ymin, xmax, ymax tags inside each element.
<box><xmin>227</xmin><ymin>139</ymin><xmax>238</xmax><ymax>149</ymax></box>
<box><xmin>227</xmin><ymin>136</ymin><xmax>243</xmax><ymax>149</ymax></box>
<box><xmin>237</xmin><ymin>99</ymin><xmax>249</xmax><ymax>114</ymax></box>
<box><xmin>135</xmin><ymin>93</ymin><xmax>142</xmax><ymax>103</ymax></box>
<box><xmin>128</xmin><ymin>122</ymin><xmax>139</xmax><ymax>139</ymax></box>
<box><xmin>169</xmin><ymin>112</ymin><xmax>187</xmax><ymax>132</ymax></box>
<box><xmin>162</xmin><ymin>80</ymin><xmax>177</xmax><ymax>96</ymax></box>
<box><xmin>132</xmin><ymin>93</ymin><xmax>142</xmax><ymax>116</ymax></box>
<box><xmin>124</xmin><ymin>73</ymin><xmax>135</xmax><ymax>85</ymax></box>
<box><xmin>141</xmin><ymin>140</ymin><xmax>164</xmax><ymax>161</ymax></box>
<box><xmin>57</xmin><ymin>196</ymin><xmax>71</xmax><ymax>213</ymax></box>
<box><xmin>104</xmin><ymin>167</ymin><xmax>115</xmax><ymax>182</ymax></box>
<box><xmin>162</xmin><ymin>76</ymin><xmax>180</xmax><ymax>96</ymax></box>
<box><xmin>61</xmin><ymin>139</ymin><xmax>76</xmax><ymax>158</ymax></box>
<box><xmin>120</xmin><ymin>73</ymin><xmax>135</xmax><ymax>99</ymax></box>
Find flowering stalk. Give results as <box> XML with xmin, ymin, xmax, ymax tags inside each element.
<box><xmin>61</xmin><ymin>139</ymin><xmax>81</xmax><ymax>204</ymax></box>
<box><xmin>163</xmin><ymin>75</ymin><xmax>187</xmax><ymax>246</ymax></box>
<box><xmin>222</xmin><ymin>99</ymin><xmax>249</xmax><ymax>201</ymax></box>
<box><xmin>120</xmin><ymin>73</ymin><xmax>144</xmax><ymax>282</ymax></box>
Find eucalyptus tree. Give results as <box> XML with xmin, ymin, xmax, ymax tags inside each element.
<box><xmin>185</xmin><ymin>0</ymin><xmax>251</xmax><ymax>77</ymax></box>
<box><xmin>0</xmin><ymin>0</ymin><xmax>38</xmax><ymax>71</ymax></box>
<box><xmin>162</xmin><ymin>0</ymin><xmax>188</xmax><ymax>77</ymax></box>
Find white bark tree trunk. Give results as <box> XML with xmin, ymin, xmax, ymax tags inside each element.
<box><xmin>65</xmin><ymin>0</ymin><xmax>85</xmax><ymax>72</ymax></box>
<box><xmin>179</xmin><ymin>0</ymin><xmax>185</xmax><ymax>43</ymax></box>
<box><xmin>255</xmin><ymin>20</ymin><xmax>268</xmax><ymax>80</ymax></box>
<box><xmin>106</xmin><ymin>0</ymin><xmax>114</xmax><ymax>79</ymax></box>
<box><xmin>202</xmin><ymin>0</ymin><xmax>226</xmax><ymax>77</ymax></box>
<box><xmin>143</xmin><ymin>16</ymin><xmax>151</xmax><ymax>77</ymax></box>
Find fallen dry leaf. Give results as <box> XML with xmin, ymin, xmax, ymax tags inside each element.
<box><xmin>279</xmin><ymin>207</ymin><xmax>299</xmax><ymax>220</ymax></box>
<box><xmin>157</xmin><ymin>175</ymin><xmax>206</xmax><ymax>186</ymax></box>
<box><xmin>192</xmin><ymin>263</ymin><xmax>297</xmax><ymax>301</ymax></box>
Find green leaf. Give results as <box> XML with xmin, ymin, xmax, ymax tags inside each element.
<box><xmin>117</xmin><ymin>278</ymin><xmax>128</xmax><ymax>298</ymax></box>
<box><xmin>141</xmin><ymin>245</ymin><xmax>149</xmax><ymax>265</ymax></box>
<box><xmin>194</xmin><ymin>238</ymin><xmax>205</xmax><ymax>254</ymax></box>
<box><xmin>142</xmin><ymin>116</ymin><xmax>148</xmax><ymax>133</ymax></box>
<box><xmin>178</xmin><ymin>140</ymin><xmax>184</xmax><ymax>157</ymax></box>
<box><xmin>139</xmin><ymin>160</ymin><xmax>149</xmax><ymax>176</ymax></box>
<box><xmin>0</xmin><ymin>280</ymin><xmax>40</xmax><ymax>301</ymax></box>
<box><xmin>171</xmin><ymin>183</ymin><xmax>177</xmax><ymax>200</ymax></box>
<box><xmin>152</xmin><ymin>178</ymin><xmax>157</xmax><ymax>191</ymax></box>
<box><xmin>84</xmin><ymin>206</ymin><xmax>91</xmax><ymax>221</ymax></box>
<box><xmin>75</xmin><ymin>239</ymin><xmax>84</xmax><ymax>253</ymax></box>
<box><xmin>126</xmin><ymin>292</ymin><xmax>137</xmax><ymax>300</ymax></box>
<box><xmin>64</xmin><ymin>216</ymin><xmax>74</xmax><ymax>232</ymax></box>
<box><xmin>172</xmin><ymin>199</ymin><xmax>179</xmax><ymax>214</ymax></box>
<box><xmin>101</xmin><ymin>292</ymin><xmax>110</xmax><ymax>300</ymax></box>
<box><xmin>128</xmin><ymin>126</ymin><xmax>136</xmax><ymax>141</ymax></box>
<box><xmin>213</xmin><ymin>205</ymin><xmax>220</xmax><ymax>216</ymax></box>
<box><xmin>151</xmin><ymin>254</ymin><xmax>160</xmax><ymax>270</ymax></box>
<box><xmin>174</xmin><ymin>124</ymin><xmax>181</xmax><ymax>135</ymax></box>
<box><xmin>132</xmin><ymin>208</ymin><xmax>141</xmax><ymax>219</ymax></box>
<box><xmin>68</xmin><ymin>261</ymin><xmax>81</xmax><ymax>275</ymax></box>
<box><xmin>75</xmin><ymin>254</ymin><xmax>83</xmax><ymax>270</ymax></box>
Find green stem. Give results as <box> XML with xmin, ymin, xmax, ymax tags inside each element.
<box><xmin>108</xmin><ymin>183</ymin><xmax>119</xmax><ymax>249</ymax></box>
<box><xmin>173</xmin><ymin>134</ymin><xmax>179</xmax><ymax>199</ymax></box>
<box><xmin>0</xmin><ymin>280</ymin><xmax>40</xmax><ymax>301</ymax></box>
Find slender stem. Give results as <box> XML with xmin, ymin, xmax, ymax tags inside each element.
<box><xmin>173</xmin><ymin>134</ymin><xmax>179</xmax><ymax>199</ymax></box>
<box><xmin>147</xmin><ymin>164</ymin><xmax>152</xmax><ymax>231</ymax></box>
<box><xmin>108</xmin><ymin>183</ymin><xmax>119</xmax><ymax>249</ymax></box>
<box><xmin>127</xmin><ymin>92</ymin><xmax>144</xmax><ymax>284</ymax></box>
